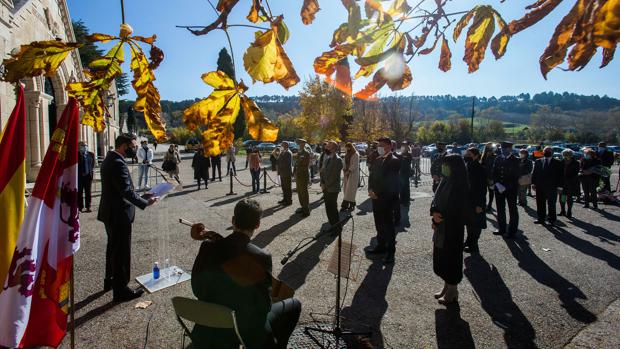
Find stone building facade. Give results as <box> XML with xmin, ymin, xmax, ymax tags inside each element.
<box><xmin>0</xmin><ymin>0</ymin><xmax>120</xmax><ymax>181</ymax></box>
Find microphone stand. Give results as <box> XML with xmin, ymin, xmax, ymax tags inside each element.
<box><xmin>281</xmin><ymin>214</ymin><xmax>371</xmax><ymax>348</ymax></box>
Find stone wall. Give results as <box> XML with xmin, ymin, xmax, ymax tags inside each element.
<box><xmin>0</xmin><ymin>0</ymin><xmax>120</xmax><ymax>181</ymax></box>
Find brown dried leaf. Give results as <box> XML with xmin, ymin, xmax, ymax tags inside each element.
<box><xmin>247</xmin><ymin>0</ymin><xmax>261</xmax><ymax>23</ymax></box>
<box><xmin>353</xmin><ymin>69</ymin><xmax>386</xmax><ymax>100</ymax></box>
<box><xmin>301</xmin><ymin>0</ymin><xmax>320</xmax><ymax>25</ymax></box>
<box><xmin>439</xmin><ymin>35</ymin><xmax>452</xmax><ymax>72</ymax></box>
<box><xmin>601</xmin><ymin>44</ymin><xmax>616</xmax><ymax>68</ymax></box>
<box><xmin>508</xmin><ymin>0</ymin><xmax>563</xmax><ymax>35</ymax></box>
<box><xmin>463</xmin><ymin>6</ymin><xmax>496</xmax><ymax>73</ymax></box>
<box><xmin>240</xmin><ymin>95</ymin><xmax>279</xmax><ymax>142</ymax></box>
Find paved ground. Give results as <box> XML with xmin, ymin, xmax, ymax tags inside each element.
<box><xmin>60</xmin><ymin>149</ymin><xmax>620</xmax><ymax>349</ymax></box>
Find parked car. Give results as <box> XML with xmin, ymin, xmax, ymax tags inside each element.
<box><xmin>355</xmin><ymin>143</ymin><xmax>368</xmax><ymax>156</ymax></box>
<box><xmin>257</xmin><ymin>142</ymin><xmax>276</xmax><ymax>153</ymax></box>
<box><xmin>184</xmin><ymin>138</ymin><xmax>201</xmax><ymax>153</ymax></box>
<box><xmin>243</xmin><ymin>139</ymin><xmax>262</xmax><ymax>151</ymax></box>
<box><xmin>422</xmin><ymin>144</ymin><xmax>436</xmax><ymax>157</ymax></box>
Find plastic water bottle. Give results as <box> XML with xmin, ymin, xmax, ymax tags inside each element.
<box><xmin>153</xmin><ymin>262</ymin><xmax>160</xmax><ymax>280</ymax></box>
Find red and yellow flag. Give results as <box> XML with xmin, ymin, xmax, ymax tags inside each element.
<box><xmin>0</xmin><ymin>85</ymin><xmax>26</xmax><ymax>294</ymax></box>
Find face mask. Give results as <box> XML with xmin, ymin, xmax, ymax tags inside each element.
<box><xmin>79</xmin><ymin>146</ymin><xmax>86</xmax><ymax>153</ymax></box>
<box><xmin>401</xmin><ymin>147</ymin><xmax>406</xmax><ymax>153</ymax></box>
<box><xmin>125</xmin><ymin>146</ymin><xmax>136</xmax><ymax>158</ymax></box>
<box><xmin>520</xmin><ymin>154</ymin><xmax>527</xmax><ymax>159</ymax></box>
<box><xmin>142</xmin><ymin>145</ymin><xmax>148</xmax><ymax>149</ymax></box>
<box><xmin>441</xmin><ymin>164</ymin><xmax>451</xmax><ymax>177</ymax></box>
<box><xmin>169</xmin><ymin>149</ymin><xmax>174</xmax><ymax>153</ymax></box>
<box><xmin>377</xmin><ymin>147</ymin><xmax>386</xmax><ymax>156</ymax></box>
<box><xmin>585</xmin><ymin>154</ymin><xmax>592</xmax><ymax>160</ymax></box>
<box><xmin>502</xmin><ymin>148</ymin><xmax>511</xmax><ymax>156</ymax></box>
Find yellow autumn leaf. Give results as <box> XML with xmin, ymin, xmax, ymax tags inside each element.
<box><xmin>593</xmin><ymin>0</ymin><xmax>620</xmax><ymax>49</ymax></box>
<box><xmin>128</xmin><ymin>42</ymin><xmax>167</xmax><ymax>142</ymax></box>
<box><xmin>87</xmin><ymin>33</ymin><xmax>118</xmax><ymax>43</ymax></box>
<box><xmin>1</xmin><ymin>40</ymin><xmax>82</xmax><ymax>83</ymax></box>
<box><xmin>243</xmin><ymin>21</ymin><xmax>300</xmax><ymax>89</ymax></box>
<box><xmin>454</xmin><ymin>5</ymin><xmax>496</xmax><ymax>73</ymax></box>
<box><xmin>240</xmin><ymin>96</ymin><xmax>279</xmax><ymax>142</ymax></box>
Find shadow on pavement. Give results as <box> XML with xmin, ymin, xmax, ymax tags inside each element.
<box><xmin>570</xmin><ymin>217</ymin><xmax>620</xmax><ymax>244</ymax></box>
<box><xmin>276</xmin><ymin>226</ymin><xmax>338</xmax><ymax>290</ymax></box>
<box><xmin>547</xmin><ymin>225</ymin><xmax>620</xmax><ymax>271</ymax></box>
<box><xmin>75</xmin><ymin>290</ymin><xmax>107</xmax><ymax>311</ymax></box>
<box><xmin>355</xmin><ymin>198</ymin><xmax>372</xmax><ymax>216</ymax></box>
<box><xmin>435</xmin><ymin>303</ymin><xmax>476</xmax><ymax>349</ymax></box>
<box><xmin>74</xmin><ymin>300</ymin><xmax>119</xmax><ymax>329</ymax></box>
<box><xmin>465</xmin><ymin>254</ymin><xmax>536</xmax><ymax>348</ymax></box>
<box><xmin>252</xmin><ymin>200</ymin><xmax>324</xmax><ymax>249</ymax></box>
<box><xmin>504</xmin><ymin>236</ymin><xmax>597</xmax><ymax>324</ymax></box>
<box><xmin>340</xmin><ymin>260</ymin><xmax>393</xmax><ymax>349</ymax></box>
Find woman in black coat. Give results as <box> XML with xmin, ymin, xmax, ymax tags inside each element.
<box><xmin>431</xmin><ymin>154</ymin><xmax>469</xmax><ymax>305</ymax></box>
<box><xmin>580</xmin><ymin>148</ymin><xmax>601</xmax><ymax>209</ymax></box>
<box><xmin>464</xmin><ymin>147</ymin><xmax>486</xmax><ymax>254</ymax></box>
<box><xmin>560</xmin><ymin>149</ymin><xmax>580</xmax><ymax>218</ymax></box>
<box><xmin>192</xmin><ymin>148</ymin><xmax>211</xmax><ymax>190</ymax></box>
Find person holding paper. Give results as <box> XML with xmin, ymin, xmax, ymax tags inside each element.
<box><xmin>98</xmin><ymin>134</ymin><xmax>158</xmax><ymax>302</ymax></box>
<box><xmin>491</xmin><ymin>141</ymin><xmax>520</xmax><ymax>238</ymax></box>
<box><xmin>532</xmin><ymin>146</ymin><xmax>563</xmax><ymax>225</ymax></box>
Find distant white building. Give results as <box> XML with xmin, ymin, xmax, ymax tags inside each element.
<box><xmin>0</xmin><ymin>0</ymin><xmax>120</xmax><ymax>181</ymax></box>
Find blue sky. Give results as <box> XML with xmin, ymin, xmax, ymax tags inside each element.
<box><xmin>66</xmin><ymin>0</ymin><xmax>620</xmax><ymax>101</ymax></box>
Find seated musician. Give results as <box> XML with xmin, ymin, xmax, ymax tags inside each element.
<box><xmin>190</xmin><ymin>199</ymin><xmax>301</xmax><ymax>349</ymax></box>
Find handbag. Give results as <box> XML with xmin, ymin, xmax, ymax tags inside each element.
<box><xmin>162</xmin><ymin>160</ymin><xmax>176</xmax><ymax>172</ymax></box>
<box><xmin>518</xmin><ymin>174</ymin><xmax>532</xmax><ymax>186</ymax></box>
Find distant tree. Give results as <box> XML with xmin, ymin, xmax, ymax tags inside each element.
<box><xmin>115</xmin><ymin>73</ymin><xmax>131</xmax><ymax>96</ymax></box>
<box><xmin>348</xmin><ymin>99</ymin><xmax>385</xmax><ymax>141</ymax></box>
<box><xmin>298</xmin><ymin>76</ymin><xmax>352</xmax><ymax>143</ymax></box>
<box><xmin>217</xmin><ymin>48</ymin><xmax>246</xmax><ymax>139</ymax></box>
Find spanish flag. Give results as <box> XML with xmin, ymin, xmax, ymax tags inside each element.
<box><xmin>0</xmin><ymin>85</ymin><xmax>26</xmax><ymax>296</ymax></box>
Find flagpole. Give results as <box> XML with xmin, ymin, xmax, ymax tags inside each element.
<box><xmin>70</xmin><ymin>258</ymin><xmax>75</xmax><ymax>349</ymax></box>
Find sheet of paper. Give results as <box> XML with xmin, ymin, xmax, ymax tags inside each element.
<box><xmin>148</xmin><ymin>182</ymin><xmax>175</xmax><ymax>198</ymax></box>
<box><xmin>495</xmin><ymin>182</ymin><xmax>506</xmax><ymax>193</ymax></box>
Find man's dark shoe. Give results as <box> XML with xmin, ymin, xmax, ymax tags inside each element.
<box><xmin>365</xmin><ymin>246</ymin><xmax>387</xmax><ymax>255</ymax></box>
<box><xmin>295</xmin><ymin>208</ymin><xmax>304</xmax><ymax>213</ymax></box>
<box><xmin>533</xmin><ymin>220</ymin><xmax>545</xmax><ymax>225</ymax></box>
<box><xmin>103</xmin><ymin>278</ymin><xmax>112</xmax><ymax>292</ymax></box>
<box><xmin>383</xmin><ymin>253</ymin><xmax>395</xmax><ymax>264</ymax></box>
<box><xmin>492</xmin><ymin>230</ymin><xmax>504</xmax><ymax>236</ymax></box>
<box><xmin>278</xmin><ymin>199</ymin><xmax>286</xmax><ymax>204</ymax></box>
<box><xmin>113</xmin><ymin>288</ymin><xmax>144</xmax><ymax>302</ymax></box>
<box><xmin>463</xmin><ymin>246</ymin><xmax>479</xmax><ymax>254</ymax></box>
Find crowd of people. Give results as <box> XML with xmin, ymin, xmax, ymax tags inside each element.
<box><xmin>85</xmin><ymin>133</ymin><xmax>617</xmax><ymax>348</ymax></box>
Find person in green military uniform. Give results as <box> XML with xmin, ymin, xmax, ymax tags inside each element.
<box><xmin>294</xmin><ymin>138</ymin><xmax>311</xmax><ymax>217</ymax></box>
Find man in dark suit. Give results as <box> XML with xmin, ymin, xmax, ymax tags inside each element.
<box><xmin>277</xmin><ymin>141</ymin><xmax>293</xmax><ymax>205</ymax></box>
<box><xmin>492</xmin><ymin>141</ymin><xmax>520</xmax><ymax>238</ymax></box>
<box><xmin>532</xmin><ymin>146</ymin><xmax>563</xmax><ymax>225</ymax></box>
<box><xmin>78</xmin><ymin>141</ymin><xmax>95</xmax><ymax>213</ymax></box>
<box><xmin>366</xmin><ymin>137</ymin><xmax>401</xmax><ymax>264</ymax></box>
<box><xmin>210</xmin><ymin>153</ymin><xmax>222</xmax><ymax>182</ymax></box>
<box><xmin>190</xmin><ymin>199</ymin><xmax>301</xmax><ymax>349</ymax></box>
<box><xmin>97</xmin><ymin>134</ymin><xmax>158</xmax><ymax>302</ymax></box>
<box><xmin>320</xmin><ymin>141</ymin><xmax>344</xmax><ymax>234</ymax></box>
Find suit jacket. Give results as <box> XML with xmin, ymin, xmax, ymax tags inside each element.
<box><xmin>368</xmin><ymin>153</ymin><xmax>400</xmax><ymax>200</ymax></box>
<box><xmin>467</xmin><ymin>160</ymin><xmax>487</xmax><ymax>209</ymax></box>
<box><xmin>294</xmin><ymin>149</ymin><xmax>310</xmax><ymax>179</ymax></box>
<box><xmin>78</xmin><ymin>151</ymin><xmax>95</xmax><ymax>179</ymax></box>
<box><xmin>431</xmin><ymin>151</ymin><xmax>447</xmax><ymax>178</ymax></box>
<box><xmin>320</xmin><ymin>154</ymin><xmax>343</xmax><ymax>193</ymax></box>
<box><xmin>492</xmin><ymin>153</ymin><xmax>520</xmax><ymax>191</ymax></box>
<box><xmin>532</xmin><ymin>157</ymin><xmax>563</xmax><ymax>189</ymax></box>
<box><xmin>97</xmin><ymin>151</ymin><xmax>148</xmax><ymax>224</ymax></box>
<box><xmin>277</xmin><ymin>149</ymin><xmax>292</xmax><ymax>176</ymax></box>
<box><xmin>191</xmin><ymin>232</ymin><xmax>272</xmax><ymax>349</ymax></box>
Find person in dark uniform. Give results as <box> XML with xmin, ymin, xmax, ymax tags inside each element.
<box><xmin>398</xmin><ymin>142</ymin><xmax>413</xmax><ymax>207</ymax></box>
<box><xmin>560</xmin><ymin>149</ymin><xmax>580</xmax><ymax>218</ymax></box>
<box><xmin>491</xmin><ymin>141</ymin><xmax>520</xmax><ymax>238</ymax></box>
<box><xmin>481</xmin><ymin>143</ymin><xmax>497</xmax><ymax>211</ymax></box>
<box><xmin>430</xmin><ymin>154</ymin><xmax>469</xmax><ymax>305</ymax></box>
<box><xmin>320</xmin><ymin>141</ymin><xmax>343</xmax><ymax>234</ymax></box>
<box><xmin>192</xmin><ymin>147</ymin><xmax>210</xmax><ymax>190</ymax></box>
<box><xmin>190</xmin><ymin>199</ymin><xmax>301</xmax><ymax>349</ymax></box>
<box><xmin>294</xmin><ymin>139</ymin><xmax>311</xmax><ymax>217</ymax></box>
<box><xmin>78</xmin><ymin>141</ymin><xmax>95</xmax><ymax>213</ymax></box>
<box><xmin>532</xmin><ymin>146</ymin><xmax>563</xmax><ymax>225</ymax></box>
<box><xmin>366</xmin><ymin>137</ymin><xmax>400</xmax><ymax>264</ymax></box>
<box><xmin>97</xmin><ymin>134</ymin><xmax>158</xmax><ymax>301</ymax></box>
<box><xmin>211</xmin><ymin>152</ymin><xmax>222</xmax><ymax>182</ymax></box>
<box><xmin>277</xmin><ymin>141</ymin><xmax>293</xmax><ymax>205</ymax></box>
<box><xmin>598</xmin><ymin>142</ymin><xmax>615</xmax><ymax>192</ymax></box>
<box><xmin>391</xmin><ymin>140</ymin><xmax>402</xmax><ymax>225</ymax></box>
<box><xmin>431</xmin><ymin>142</ymin><xmax>447</xmax><ymax>192</ymax></box>
<box><xmin>464</xmin><ymin>147</ymin><xmax>486</xmax><ymax>254</ymax></box>
<box><xmin>366</xmin><ymin>141</ymin><xmax>379</xmax><ymax>173</ymax></box>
